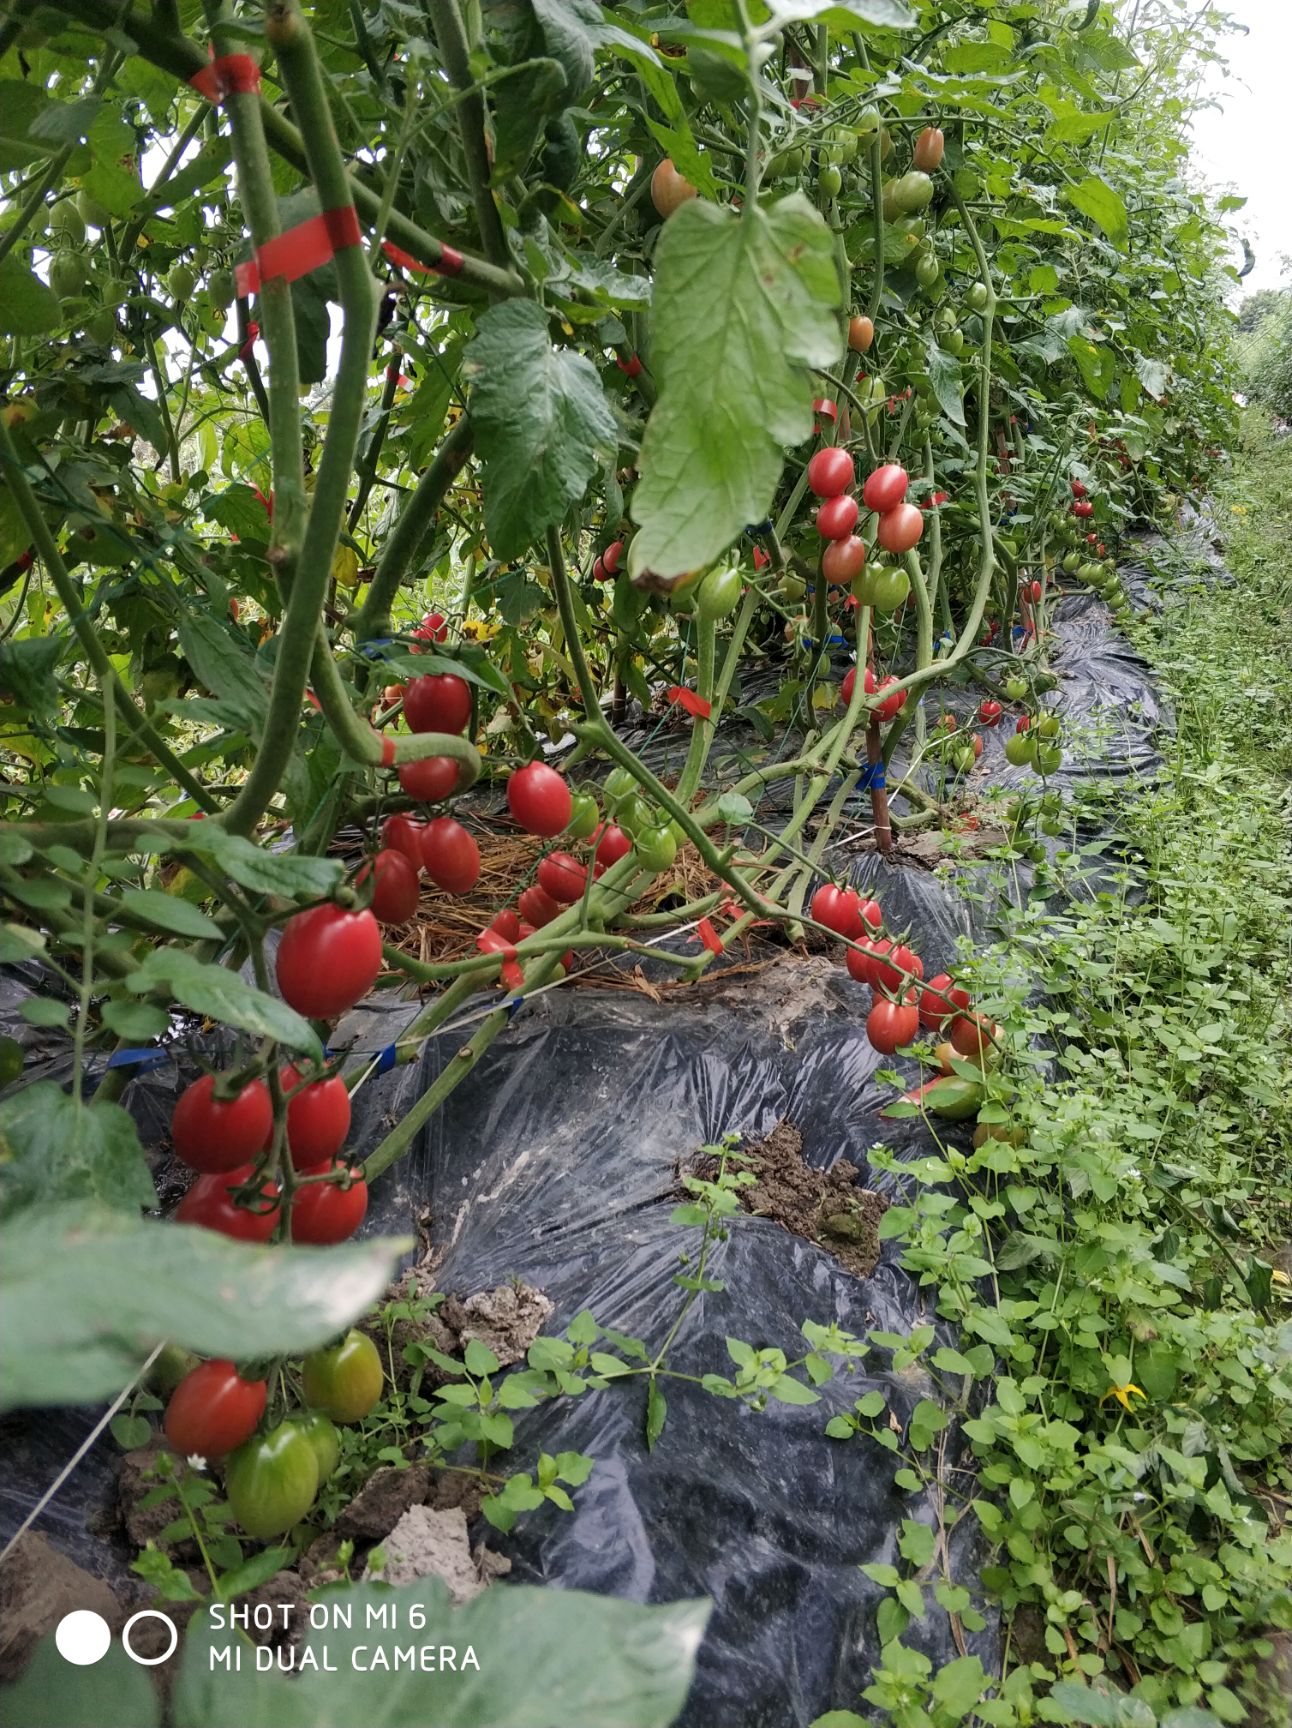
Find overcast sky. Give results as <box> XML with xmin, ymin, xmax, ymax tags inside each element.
<box><xmin>1188</xmin><ymin>0</ymin><xmax>1290</xmax><ymax>298</ymax></box>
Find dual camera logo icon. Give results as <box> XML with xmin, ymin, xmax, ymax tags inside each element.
<box><xmin>55</xmin><ymin>1608</ymin><xmax>178</xmax><ymax>1667</ymax></box>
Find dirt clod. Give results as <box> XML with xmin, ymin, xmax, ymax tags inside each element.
<box><xmin>334</xmin><ymin>1463</ymin><xmax>432</xmax><ymax>1541</ymax></box>
<box><xmin>442</xmin><ymin>1283</ymin><xmax>554</xmax><ymax>1369</ymax></box>
<box><xmin>690</xmin><ymin>1120</ymin><xmax>886</xmax><ymax>1280</ymax></box>
<box><xmin>366</xmin><ymin>1505</ymin><xmax>509</xmax><ymax>1603</ymax></box>
<box><xmin>0</xmin><ymin>1534</ymin><xmax>123</xmax><ymax>1682</ymax></box>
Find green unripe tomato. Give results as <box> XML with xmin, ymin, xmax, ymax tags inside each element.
<box><xmin>207</xmin><ymin>268</ymin><xmax>236</xmax><ymax>310</ymax></box>
<box><xmin>1034</xmin><ymin>672</ymin><xmax>1058</xmax><ymax>693</ymax></box>
<box><xmin>1004</xmin><ymin>677</ymin><xmax>1028</xmax><ymax>702</ymax></box>
<box><xmin>695</xmin><ymin>565</ymin><xmax>742</xmax><ymax>621</ymax></box>
<box><xmin>225</xmin><ymin>1422</ymin><xmax>319</xmax><ymax>1539</ymax></box>
<box><xmin>914</xmin><ymin>251</ymin><xmax>940</xmax><ymax>288</ymax></box>
<box><xmin>49</xmin><ymin>249</ymin><xmax>85</xmax><ymax>301</ymax></box>
<box><xmin>633</xmin><ymin>824</ymin><xmax>677</xmax><ymax>874</ymax></box>
<box><xmin>861</xmin><ymin>563</ymin><xmax>910</xmax><ymax>614</ymax></box>
<box><xmin>286</xmin><ymin>1412</ymin><xmax>340</xmax><ymax>1484</ymax></box>
<box><xmin>1062</xmin><ymin>551</ymin><xmax>1081</xmax><ymax>574</ymax></box>
<box><xmin>1040</xmin><ymin>815</ymin><xmax>1062</xmax><ymax>837</ymax></box>
<box><xmin>1033</xmin><ymin>745</ymin><xmax>1062</xmax><ymax>775</ymax></box>
<box><xmin>890</xmin><ymin>170</ymin><xmax>934</xmax><ymax>215</ymax></box>
<box><xmin>854</xmin><ymin>107</ymin><xmax>881</xmax><ymax>138</ymax></box>
<box><xmin>964</xmin><ymin>281</ymin><xmax>990</xmax><ymax>314</ymax></box>
<box><xmin>940</xmin><ymin>327</ymin><xmax>963</xmax><ymax>357</ymax></box>
<box><xmin>1036</xmin><ymin>714</ymin><xmax>1061</xmax><ymax>739</ymax></box>
<box><xmin>301</xmin><ymin>1329</ymin><xmax>384</xmax><ymax>1424</ymax></box>
<box><xmin>617</xmin><ymin>793</ymin><xmax>654</xmax><ymax>837</ymax></box>
<box><xmin>603</xmin><ymin>766</ymin><xmax>638</xmax><ymax>812</ymax></box>
<box><xmin>50</xmin><ymin>199</ymin><xmax>86</xmax><ymax>246</ymax></box>
<box><xmin>566</xmin><ymin>792</ymin><xmax>599</xmax><ymax>840</ymax></box>
<box><xmin>76</xmin><ymin>188</ymin><xmax>110</xmax><ymax>229</ymax></box>
<box><xmin>819</xmin><ymin>164</ymin><xmax>843</xmax><ymax>198</ymax></box>
<box><xmin>84</xmin><ymin>306</ymin><xmax>116</xmax><ymax>345</ymax></box>
<box><xmin>777</xmin><ymin>573</ymin><xmax>807</xmax><ymax>603</ymax></box>
<box><xmin>950</xmin><ymin>746</ymin><xmax>977</xmax><ymax>774</ymax></box>
<box><xmin>1004</xmin><ymin>733</ymin><xmax>1036</xmax><ymax>768</ymax></box>
<box><xmin>167</xmin><ymin>263</ymin><xmax>197</xmax><ymax>301</ymax></box>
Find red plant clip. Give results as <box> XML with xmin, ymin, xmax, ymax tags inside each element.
<box><xmin>190</xmin><ymin>52</ymin><xmax>261</xmax><ymax>103</ymax></box>
<box><xmin>615</xmin><ymin>352</ymin><xmax>643</xmax><ymax>379</ymax></box>
<box><xmin>382</xmin><ymin>239</ymin><xmax>465</xmax><ymax>280</ymax></box>
<box><xmin>235</xmin><ymin>207</ymin><xmax>364</xmax><ymax>299</ymax></box>
<box><xmin>237</xmin><ymin>321</ymin><xmax>260</xmax><ymax>363</ymax></box>
<box><xmin>695</xmin><ymin>917</ymin><xmax>724</xmax><ymax>955</ymax></box>
<box><xmin>667</xmin><ymin>686</ymin><xmax>712</xmax><ymax>720</ymax></box>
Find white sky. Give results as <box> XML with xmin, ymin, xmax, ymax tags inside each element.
<box><xmin>1188</xmin><ymin>0</ymin><xmax>1291</xmax><ymax>298</ymax></box>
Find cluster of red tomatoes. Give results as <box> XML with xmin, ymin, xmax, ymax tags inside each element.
<box><xmin>806</xmin><ymin>450</ymin><xmax>925</xmax><ymax>615</ymax></box>
<box><xmin>161</xmin><ymin>1327</ymin><xmax>383</xmax><ymax>1539</ymax></box>
<box><xmin>809</xmin><ymin>883</ymin><xmax>999</xmax><ymax>1061</ymax></box>
<box><xmin>1071</xmin><ymin>478</ymin><xmax>1094</xmax><ymax>520</ymax></box>
<box><xmin>841</xmin><ymin>662</ymin><xmax>907</xmax><ymax>723</ymax></box>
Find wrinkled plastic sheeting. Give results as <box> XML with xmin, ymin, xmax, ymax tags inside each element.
<box><xmin>0</xmin><ymin>548</ymin><xmax>1185</xmax><ymax>1722</ymax></box>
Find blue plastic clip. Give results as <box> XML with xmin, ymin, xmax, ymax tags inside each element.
<box><xmin>357</xmin><ymin>637</ymin><xmax>395</xmax><ymax>657</ymax></box>
<box><xmin>375</xmin><ymin>1043</ymin><xmax>398</xmax><ymax>1075</ymax></box>
<box><xmin>858</xmin><ymin>762</ymin><xmax>887</xmax><ymax>791</ymax></box>
<box><xmin>504</xmin><ymin>996</ymin><xmax>524</xmax><ymax>1020</ymax></box>
<box><xmin>106</xmin><ymin>1047</ymin><xmax>170</xmax><ymax>1074</ymax></box>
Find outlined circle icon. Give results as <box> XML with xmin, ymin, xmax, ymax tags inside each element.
<box><xmin>55</xmin><ymin>1610</ymin><xmax>112</xmax><ymax>1666</ymax></box>
<box><xmin>122</xmin><ymin>1609</ymin><xmax>179</xmax><ymax>1666</ymax></box>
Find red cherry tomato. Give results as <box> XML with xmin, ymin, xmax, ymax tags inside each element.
<box><xmin>971</xmin><ymin>733</ymin><xmax>984</xmax><ymax>759</ymax></box>
<box><xmin>536</xmin><ymin>851</ymin><xmax>588</xmax><ymax>905</ymax></box>
<box><xmin>867</xmin><ymin>993</ymin><xmax>920</xmax><ymax>1054</ymax></box>
<box><xmin>517</xmin><ymin>883</ymin><xmax>562</xmax><ymax>928</ymax></box>
<box><xmin>290</xmin><ymin>1160</ymin><xmax>369</xmax><ymax>1245</ymax></box>
<box><xmin>280</xmin><ymin>1064</ymin><xmax>351</xmax><ymax>1170</ymax></box>
<box><xmin>164</xmin><ymin>1359</ymin><xmax>267</xmax><ymax>1459</ymax></box>
<box><xmin>489</xmin><ymin>909</ymin><xmax>521</xmax><ymax>941</ymax></box>
<box><xmin>811</xmin><ymin>884</ymin><xmax>863</xmax><ymax>938</ymax></box>
<box><xmin>382</xmin><ymin>813</ymin><xmax>424</xmax><ymax>869</ymax></box>
<box><xmin>978</xmin><ymin>700</ymin><xmax>1002</xmax><ymax>727</ymax></box>
<box><xmin>875</xmin><ymin>502</ymin><xmax>924</xmax><ymax>554</ymax></box>
<box><xmin>414</xmin><ymin>611</ymin><xmax>448</xmax><ymax>643</ymax></box>
<box><xmin>951</xmin><ymin>1012</ymin><xmax>1000</xmax><ymax>1060</ymax></box>
<box><xmin>822</xmin><ymin>535</ymin><xmax>867</xmax><ymax>585</ymax></box>
<box><xmin>873</xmin><ymin>942</ymin><xmax>922</xmax><ymax>992</ymax></box>
<box><xmin>918</xmin><ymin>974</ymin><xmax>972</xmax><ymax>1032</ymax></box>
<box><xmin>592</xmin><ymin>556</ymin><xmax>607</xmax><ymax>581</ymax></box>
<box><xmin>277</xmin><ymin>905</ymin><xmax>383</xmax><ymax>1019</ymax></box>
<box><xmin>1073</xmin><ymin>499</ymin><xmax>1094</xmax><ymax>518</ymax></box>
<box><xmin>845</xmin><ymin>937</ymin><xmax>879</xmax><ymax>986</ymax></box>
<box><xmin>912</xmin><ymin>127</ymin><xmax>944</xmax><ymax>172</ymax></box>
<box><xmin>1070</xmin><ymin>479</ymin><xmax>1087</xmax><ymax>499</ymax></box>
<box><xmin>1016</xmin><ymin>715</ymin><xmax>1032</xmax><ymax>733</ymax></box>
<box><xmin>171</xmin><ymin>1074</ymin><xmax>272</xmax><ymax>1174</ymax></box>
<box><xmin>357</xmin><ymin>849</ymin><xmax>420</xmax><ymax>924</ymax></box>
<box><xmin>806</xmin><ymin>447</ymin><xmax>855</xmax><ymax>499</ymax></box>
<box><xmin>1029</xmin><ymin>579</ymin><xmax>1043</xmax><ymax>602</ymax></box>
<box><xmin>508</xmin><ymin>762</ymin><xmax>573</xmax><ymax>837</ymax></box>
<box><xmin>593</xmin><ymin>823</ymin><xmax>633</xmax><ymax>867</ymax></box>
<box><xmin>864</xmin><ymin>667</ymin><xmax>907</xmax><ymax>722</ymax></box>
<box><xmin>816</xmin><ymin>495</ymin><xmax>859</xmax><ymax>540</ymax></box>
<box><xmin>176</xmin><ymin>1164</ymin><xmax>281</xmax><ymax>1242</ymax></box>
<box><xmin>421</xmin><ymin>817</ymin><xmax>481</xmax><ymax>895</ymax></box>
<box><xmin>398</xmin><ymin>755</ymin><xmax>459</xmax><ymax>803</ymax></box>
<box><xmin>857</xmin><ymin>898</ymin><xmax>882</xmax><ymax>933</ymax></box>
<box><xmin>404</xmin><ymin>673</ymin><xmax>471</xmax><ymax>735</ymax></box>
<box><xmin>841</xmin><ymin>667</ymin><xmax>856</xmax><ymax>706</ymax></box>
<box><xmin>602</xmin><ymin>539</ymin><xmax>624</xmax><ymax>575</ymax></box>
<box><xmin>861</xmin><ymin>463</ymin><xmax>908</xmax><ymax>515</ymax></box>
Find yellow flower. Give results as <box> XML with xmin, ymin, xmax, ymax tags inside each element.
<box><xmin>1100</xmin><ymin>1382</ymin><xmax>1147</xmax><ymax>1413</ymax></box>
<box><xmin>461</xmin><ymin>617</ymin><xmax>502</xmax><ymax>642</ymax></box>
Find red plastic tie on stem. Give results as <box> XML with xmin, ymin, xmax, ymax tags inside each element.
<box><xmin>382</xmin><ymin>239</ymin><xmax>464</xmax><ymax>279</ymax></box>
<box><xmin>190</xmin><ymin>52</ymin><xmax>261</xmax><ymax>103</ymax></box>
<box><xmin>235</xmin><ymin>206</ymin><xmax>364</xmax><ymax>298</ymax></box>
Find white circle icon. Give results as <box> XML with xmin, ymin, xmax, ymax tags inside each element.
<box><xmin>55</xmin><ymin>1610</ymin><xmax>111</xmax><ymax>1666</ymax></box>
<box><xmin>122</xmin><ymin>1609</ymin><xmax>179</xmax><ymax>1666</ymax></box>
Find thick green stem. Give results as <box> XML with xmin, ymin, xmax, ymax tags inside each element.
<box><xmin>352</xmin><ymin>416</ymin><xmax>474</xmax><ymax>641</ymax></box>
<box><xmin>426</xmin><ymin>0</ymin><xmax>510</xmax><ymax>270</ymax></box>
<box><xmin>676</xmin><ymin>614</ymin><xmax>717</xmax><ymax>804</ymax></box>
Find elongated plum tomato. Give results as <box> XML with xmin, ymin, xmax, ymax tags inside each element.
<box><xmin>164</xmin><ymin>1359</ymin><xmax>266</xmax><ymax>1459</ymax></box>
<box><xmin>918</xmin><ymin>973</ymin><xmax>971</xmax><ymax>1031</ymax></box>
<box><xmin>861</xmin><ymin>463</ymin><xmax>908</xmax><ymax>515</ymax></box>
<box><xmin>280</xmin><ymin>1064</ymin><xmax>351</xmax><ymax>1169</ymax></box>
<box><xmin>290</xmin><ymin>1160</ymin><xmax>369</xmax><ymax>1245</ymax></box>
<box><xmin>816</xmin><ymin>495</ymin><xmax>859</xmax><ymax>540</ymax></box>
<box><xmin>1070</xmin><ymin>479</ymin><xmax>1087</xmax><ymax>499</ymax></box>
<box><xmin>508</xmin><ymin>762</ymin><xmax>572</xmax><ymax>837</ymax></box>
<box><xmin>806</xmin><ymin>447</ymin><xmax>855</xmax><ymax>499</ymax></box>
<box><xmin>845</xmin><ymin>939</ymin><xmax>878</xmax><ymax>986</ymax></box>
<box><xmin>822</xmin><ymin>535</ymin><xmax>867</xmax><ymax>585</ymax></box>
<box><xmin>912</xmin><ymin>126</ymin><xmax>944</xmax><ymax>171</ymax></box>
<box><xmin>857</xmin><ymin>898</ymin><xmax>882</xmax><ymax>934</ymax></box>
<box><xmin>302</xmin><ymin>1329</ymin><xmax>384</xmax><ymax>1424</ymax></box>
<box><xmin>397</xmin><ymin>755</ymin><xmax>459</xmax><ymax>803</ymax></box>
<box><xmin>536</xmin><ymin>851</ymin><xmax>588</xmax><ymax>905</ymax></box>
<box><xmin>650</xmin><ymin>158</ymin><xmax>696</xmax><ymax>218</ymax></box>
<box><xmin>490</xmin><ymin>908</ymin><xmax>521</xmax><ymax>941</ymax></box>
<box><xmin>873</xmin><ymin>942</ymin><xmax>923</xmax><ymax>992</ymax></box>
<box><xmin>867</xmin><ymin>994</ymin><xmax>920</xmax><ymax>1055</ymax></box>
<box><xmin>286</xmin><ymin>1412</ymin><xmax>339</xmax><ymax>1484</ymax></box>
<box><xmin>517</xmin><ymin>882</ymin><xmax>561</xmax><ymax>928</ymax></box>
<box><xmin>421</xmin><ymin>816</ymin><xmax>480</xmax><ymax>895</ymax></box>
<box><xmin>382</xmin><ymin>813</ymin><xmax>423</xmax><ymax>870</ymax></box>
<box><xmin>602</xmin><ymin>539</ymin><xmax>624</xmax><ymax>575</ymax></box>
<box><xmin>951</xmin><ymin>1012</ymin><xmax>1000</xmax><ymax>1061</ymax></box>
<box><xmin>811</xmin><ymin>884</ymin><xmax>862</xmax><ymax>939</ymax></box>
<box><xmin>171</xmin><ymin>1074</ymin><xmax>272</xmax><ymax>1174</ymax></box>
<box><xmin>594</xmin><ymin>823</ymin><xmax>633</xmax><ymax>868</ymax></box>
<box><xmin>876</xmin><ymin>501</ymin><xmax>924</xmax><ymax>554</ymax></box>
<box><xmin>847</xmin><ymin>315</ymin><xmax>874</xmax><ymax>354</ymax></box>
<box><xmin>357</xmin><ymin>848</ymin><xmax>419</xmax><ymax>925</ymax></box>
<box><xmin>277</xmin><ymin>905</ymin><xmax>383</xmax><ymax>1019</ymax></box>
<box><xmin>403</xmin><ymin>673</ymin><xmax>471</xmax><ymax>735</ymax></box>
<box><xmin>225</xmin><ymin>1422</ymin><xmax>319</xmax><ymax>1539</ymax></box>
<box><xmin>176</xmin><ymin>1163</ymin><xmax>281</xmax><ymax>1243</ymax></box>
<box><xmin>978</xmin><ymin>699</ymin><xmax>1002</xmax><ymax>727</ymax></box>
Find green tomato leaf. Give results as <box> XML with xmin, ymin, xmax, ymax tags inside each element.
<box><xmin>1067</xmin><ymin>333</ymin><xmax>1116</xmax><ymax>401</ymax></box>
<box><xmin>0</xmin><ymin>1082</ymin><xmax>157</xmax><ymax>1224</ymax></box>
<box><xmin>0</xmin><ymin>257</ymin><xmax>61</xmax><ymax>336</ymax></box>
<box><xmin>0</xmin><ymin>1635</ymin><xmax>160</xmax><ymax>1728</ymax></box>
<box><xmin>930</xmin><ymin>1655</ymin><xmax>987</xmax><ymax>1719</ymax></box>
<box><xmin>170</xmin><ymin>826</ymin><xmax>344</xmax><ymax>900</ymax></box>
<box><xmin>923</xmin><ymin>336</ymin><xmax>966</xmax><ymax>427</ymax></box>
<box><xmin>631</xmin><ymin>195</ymin><xmax>841</xmax><ymax>577</ymax></box>
<box><xmin>176</xmin><ymin>612</ymin><xmax>271</xmax><ymax>734</ymax></box>
<box><xmin>172</xmin><ymin>1583</ymin><xmax>707</xmax><ymax>1727</ymax></box>
<box><xmin>1064</xmin><ymin>174</ymin><xmax>1128</xmax><ymax>246</ymax></box>
<box><xmin>463</xmin><ymin>301</ymin><xmax>617</xmax><ymax>561</ymax></box>
<box><xmin>125</xmin><ymin>950</ymin><xmax>321</xmax><ymax>1055</ymax></box>
<box><xmin>0</xmin><ymin>1205</ymin><xmax>408</xmax><ymax>1411</ymax></box>
<box><xmin>118</xmin><ymin>887</ymin><xmax>224</xmax><ymax>940</ymax></box>
<box><xmin>80</xmin><ymin>109</ymin><xmax>143</xmax><ymax>216</ymax></box>
<box><xmin>0</xmin><ymin>81</ymin><xmax>57</xmax><ymax>170</ymax></box>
